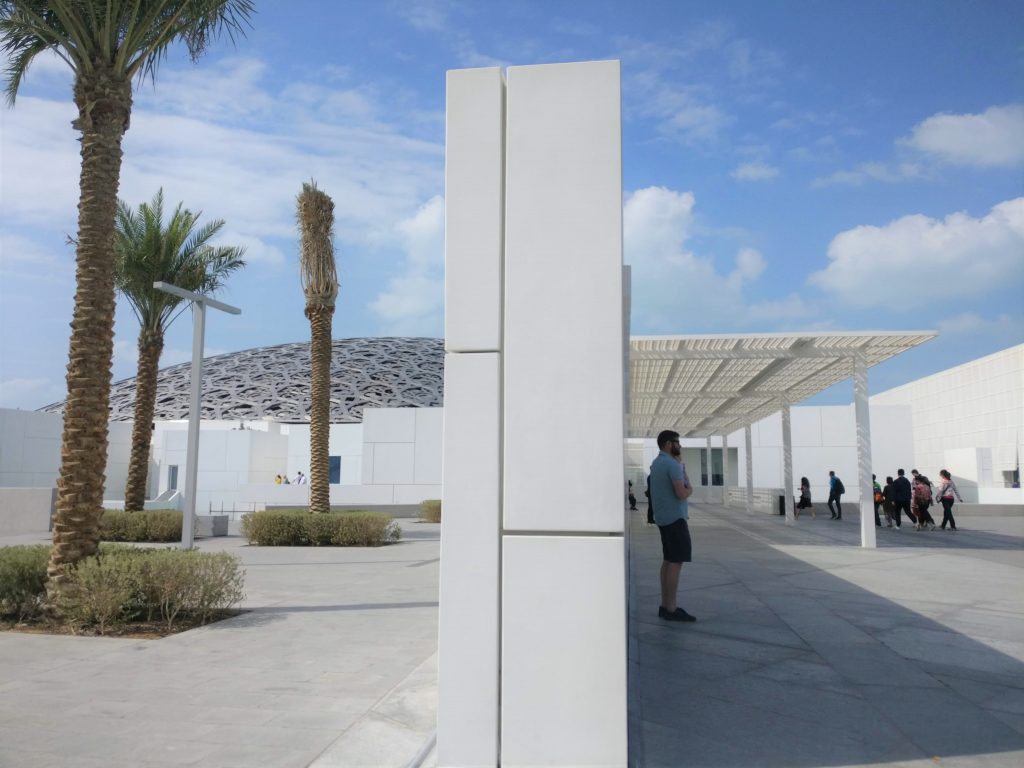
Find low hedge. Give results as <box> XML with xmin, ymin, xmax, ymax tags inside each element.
<box><xmin>241</xmin><ymin>510</ymin><xmax>401</xmax><ymax>546</ymax></box>
<box><xmin>419</xmin><ymin>499</ymin><xmax>442</xmax><ymax>523</ymax></box>
<box><xmin>100</xmin><ymin>510</ymin><xmax>182</xmax><ymax>542</ymax></box>
<box><xmin>0</xmin><ymin>544</ymin><xmax>245</xmax><ymax>634</ymax></box>
<box><xmin>0</xmin><ymin>544</ymin><xmax>49</xmax><ymax>620</ymax></box>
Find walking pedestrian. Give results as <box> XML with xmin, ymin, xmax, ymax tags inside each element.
<box><xmin>827</xmin><ymin>470</ymin><xmax>845</xmax><ymax>520</ymax></box>
<box><xmin>936</xmin><ymin>469</ymin><xmax>963</xmax><ymax>530</ymax></box>
<box><xmin>881</xmin><ymin>476</ymin><xmax>895</xmax><ymax>527</ymax></box>
<box><xmin>872</xmin><ymin>474</ymin><xmax>883</xmax><ymax>527</ymax></box>
<box><xmin>913</xmin><ymin>475</ymin><xmax>937</xmax><ymax>530</ymax></box>
<box><xmin>796</xmin><ymin>476</ymin><xmax>814</xmax><ymax>518</ymax></box>
<box><xmin>891</xmin><ymin>469</ymin><xmax>914</xmax><ymax>529</ymax></box>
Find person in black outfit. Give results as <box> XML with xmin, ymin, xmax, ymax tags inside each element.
<box><xmin>628</xmin><ymin>480</ymin><xmax>638</xmax><ymax>511</ymax></box>
<box><xmin>881</xmin><ymin>476</ymin><xmax>896</xmax><ymax>527</ymax></box>
<box><xmin>891</xmin><ymin>468</ymin><xmax>914</xmax><ymax>530</ymax></box>
<box><xmin>796</xmin><ymin>476</ymin><xmax>814</xmax><ymax>518</ymax></box>
<box><xmin>645</xmin><ymin>475</ymin><xmax>655</xmax><ymax>525</ymax></box>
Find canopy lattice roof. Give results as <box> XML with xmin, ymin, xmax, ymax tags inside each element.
<box><xmin>629</xmin><ymin>331</ymin><xmax>936</xmax><ymax>439</ymax></box>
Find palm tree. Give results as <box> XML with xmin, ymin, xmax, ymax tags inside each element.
<box><xmin>115</xmin><ymin>189</ymin><xmax>245</xmax><ymax>512</ymax></box>
<box><xmin>0</xmin><ymin>1</ymin><xmax>254</xmax><ymax>586</ymax></box>
<box><xmin>297</xmin><ymin>181</ymin><xmax>338</xmax><ymax>515</ymax></box>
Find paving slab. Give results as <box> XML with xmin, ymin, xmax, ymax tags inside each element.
<box><xmin>630</xmin><ymin>504</ymin><xmax>1024</xmax><ymax>768</ymax></box>
<box><xmin>0</xmin><ymin>521</ymin><xmax>441</xmax><ymax>768</ymax></box>
<box><xmin>4</xmin><ymin>506</ymin><xmax>1023</xmax><ymax>767</ymax></box>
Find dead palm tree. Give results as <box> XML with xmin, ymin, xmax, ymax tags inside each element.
<box><xmin>115</xmin><ymin>189</ymin><xmax>245</xmax><ymax>512</ymax></box>
<box><xmin>0</xmin><ymin>0</ymin><xmax>254</xmax><ymax>586</ymax></box>
<box><xmin>297</xmin><ymin>181</ymin><xmax>338</xmax><ymax>515</ymax></box>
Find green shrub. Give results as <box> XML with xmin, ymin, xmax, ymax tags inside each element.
<box><xmin>100</xmin><ymin>510</ymin><xmax>183</xmax><ymax>542</ymax></box>
<box><xmin>54</xmin><ymin>549</ymin><xmax>145</xmax><ymax>633</ymax></box>
<box><xmin>242</xmin><ymin>511</ymin><xmax>401</xmax><ymax>546</ymax></box>
<box><xmin>419</xmin><ymin>499</ymin><xmax>442</xmax><ymax>523</ymax></box>
<box><xmin>0</xmin><ymin>545</ymin><xmax>49</xmax><ymax>620</ymax></box>
<box><xmin>55</xmin><ymin>547</ymin><xmax>245</xmax><ymax>634</ymax></box>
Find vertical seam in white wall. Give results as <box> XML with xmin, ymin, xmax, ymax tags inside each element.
<box><xmin>496</xmin><ymin>65</ymin><xmax>507</xmax><ymax>764</ymax></box>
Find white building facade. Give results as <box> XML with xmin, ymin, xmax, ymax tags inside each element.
<box><xmin>870</xmin><ymin>343</ymin><xmax>1023</xmax><ymax>503</ymax></box>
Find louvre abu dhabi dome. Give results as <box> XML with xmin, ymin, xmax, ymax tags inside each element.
<box><xmin>41</xmin><ymin>337</ymin><xmax>444</xmax><ymax>423</ymax></box>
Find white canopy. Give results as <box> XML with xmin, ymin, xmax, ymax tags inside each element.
<box><xmin>628</xmin><ymin>331</ymin><xmax>937</xmax><ymax>439</ymax></box>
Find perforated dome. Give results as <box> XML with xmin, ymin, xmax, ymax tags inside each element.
<box><xmin>41</xmin><ymin>337</ymin><xmax>444</xmax><ymax>423</ymax></box>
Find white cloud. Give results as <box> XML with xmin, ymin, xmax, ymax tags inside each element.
<box><xmin>2</xmin><ymin>57</ymin><xmax>444</xmax><ymax>248</ymax></box>
<box><xmin>213</xmin><ymin>231</ymin><xmax>285</xmax><ymax>266</ymax></box>
<box><xmin>731</xmin><ymin>162</ymin><xmax>779</xmax><ymax>181</ymax></box>
<box><xmin>809</xmin><ymin>198</ymin><xmax>1024</xmax><ymax>308</ymax></box>
<box><xmin>0</xmin><ymin>378</ymin><xmax>65</xmax><ymax>409</ymax></box>
<box><xmin>396</xmin><ymin>195</ymin><xmax>445</xmax><ymax>268</ymax></box>
<box><xmin>935</xmin><ymin>312</ymin><xmax>1020</xmax><ymax>336</ymax></box>
<box><xmin>113</xmin><ymin>339</ymin><xmax>139</xmax><ymax>373</ymax></box>
<box><xmin>812</xmin><ymin>161</ymin><xmax>924</xmax><ymax>187</ymax></box>
<box><xmin>624</xmin><ymin>186</ymin><xmax>807</xmax><ymax>330</ymax></box>
<box><xmin>390</xmin><ymin>0</ymin><xmax>457</xmax><ymax>31</ymax></box>
<box><xmin>902</xmin><ymin>104</ymin><xmax>1024</xmax><ymax>167</ymax></box>
<box><xmin>369</xmin><ymin>196</ymin><xmax>445</xmax><ymax>335</ymax></box>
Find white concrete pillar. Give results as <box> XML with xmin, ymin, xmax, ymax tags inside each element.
<box><xmin>722</xmin><ymin>432</ymin><xmax>730</xmax><ymax>507</ymax></box>
<box><xmin>781</xmin><ymin>401</ymin><xmax>794</xmax><ymax>523</ymax></box>
<box><xmin>437</xmin><ymin>66</ymin><xmax>504</xmax><ymax>767</ymax></box>
<box><xmin>501</xmin><ymin>60</ymin><xmax>626</xmax><ymax>766</ymax></box>
<box><xmin>705</xmin><ymin>435</ymin><xmax>712</xmax><ymax>499</ymax></box>
<box><xmin>745</xmin><ymin>424</ymin><xmax>754</xmax><ymax>515</ymax></box>
<box><xmin>853</xmin><ymin>351</ymin><xmax>877</xmax><ymax>549</ymax></box>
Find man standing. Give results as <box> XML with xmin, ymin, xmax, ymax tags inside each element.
<box><xmin>827</xmin><ymin>470</ymin><xmax>844</xmax><ymax>520</ymax></box>
<box><xmin>649</xmin><ymin>430</ymin><xmax>696</xmax><ymax>623</ymax></box>
<box><xmin>892</xmin><ymin>468</ymin><xmax>914</xmax><ymax>529</ymax></box>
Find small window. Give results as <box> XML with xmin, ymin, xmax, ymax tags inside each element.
<box><xmin>329</xmin><ymin>456</ymin><xmax>341</xmax><ymax>485</ymax></box>
<box><xmin>168</xmin><ymin>465</ymin><xmax>179</xmax><ymax>491</ymax></box>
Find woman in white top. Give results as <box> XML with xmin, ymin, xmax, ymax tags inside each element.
<box><xmin>936</xmin><ymin>469</ymin><xmax>963</xmax><ymax>530</ymax></box>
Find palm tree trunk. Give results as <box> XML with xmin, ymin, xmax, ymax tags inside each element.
<box><xmin>307</xmin><ymin>306</ymin><xmax>334</xmax><ymax>514</ymax></box>
<box><xmin>48</xmin><ymin>71</ymin><xmax>132</xmax><ymax>588</ymax></box>
<box><xmin>124</xmin><ymin>330</ymin><xmax>164</xmax><ymax>512</ymax></box>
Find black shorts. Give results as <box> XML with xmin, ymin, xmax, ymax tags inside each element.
<box><xmin>658</xmin><ymin>518</ymin><xmax>692</xmax><ymax>564</ymax></box>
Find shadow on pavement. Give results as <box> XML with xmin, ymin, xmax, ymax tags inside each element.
<box><xmin>628</xmin><ymin>505</ymin><xmax>1024</xmax><ymax>768</ymax></box>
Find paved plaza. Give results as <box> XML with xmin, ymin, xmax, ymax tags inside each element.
<box><xmin>1</xmin><ymin>506</ymin><xmax>1022</xmax><ymax>767</ymax></box>
<box><xmin>630</xmin><ymin>505</ymin><xmax>1024</xmax><ymax>768</ymax></box>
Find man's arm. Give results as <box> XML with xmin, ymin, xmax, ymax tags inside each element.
<box><xmin>672</xmin><ymin>477</ymin><xmax>692</xmax><ymax>500</ymax></box>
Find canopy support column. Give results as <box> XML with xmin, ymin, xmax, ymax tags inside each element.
<box><xmin>853</xmin><ymin>351</ymin><xmax>877</xmax><ymax>549</ymax></box>
<box><xmin>722</xmin><ymin>432</ymin><xmax>730</xmax><ymax>507</ymax></box>
<box><xmin>744</xmin><ymin>424</ymin><xmax>754</xmax><ymax>515</ymax></box>
<box><xmin>781</xmin><ymin>400</ymin><xmax>794</xmax><ymax>524</ymax></box>
<box><xmin>706</xmin><ymin>435</ymin><xmax>713</xmax><ymax>501</ymax></box>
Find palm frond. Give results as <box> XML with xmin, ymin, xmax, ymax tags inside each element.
<box><xmin>1</xmin><ymin>1</ymin><xmax>254</xmax><ymax>102</ymax></box>
<box><xmin>297</xmin><ymin>180</ymin><xmax>339</xmax><ymax>310</ymax></box>
<box><xmin>115</xmin><ymin>188</ymin><xmax>245</xmax><ymax>334</ymax></box>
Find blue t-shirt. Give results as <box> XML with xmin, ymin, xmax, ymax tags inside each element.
<box><xmin>649</xmin><ymin>451</ymin><xmax>688</xmax><ymax>525</ymax></box>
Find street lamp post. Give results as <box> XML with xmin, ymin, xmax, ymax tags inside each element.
<box><xmin>153</xmin><ymin>281</ymin><xmax>241</xmax><ymax>549</ymax></box>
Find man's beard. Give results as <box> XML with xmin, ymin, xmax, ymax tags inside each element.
<box><xmin>671</xmin><ymin>445</ymin><xmax>681</xmax><ymax>457</ymax></box>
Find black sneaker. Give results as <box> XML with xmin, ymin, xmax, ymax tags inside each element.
<box><xmin>658</xmin><ymin>606</ymin><xmax>697</xmax><ymax>622</ymax></box>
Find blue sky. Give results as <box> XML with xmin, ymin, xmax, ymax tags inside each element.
<box><xmin>1</xmin><ymin>0</ymin><xmax>1022</xmax><ymax>411</ymax></box>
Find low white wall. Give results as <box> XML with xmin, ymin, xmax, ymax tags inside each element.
<box><xmin>0</xmin><ymin>408</ymin><xmax>132</xmax><ymax>499</ymax></box>
<box><xmin>0</xmin><ymin>487</ymin><xmax>56</xmax><ymax>535</ymax></box>
<box><xmin>635</xmin><ymin>403</ymin><xmax>915</xmax><ymax>505</ymax></box>
<box><xmin>283</xmin><ymin>422</ymin><xmax>364</xmax><ymax>484</ymax></box>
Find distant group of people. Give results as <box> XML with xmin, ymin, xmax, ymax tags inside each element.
<box><xmin>879</xmin><ymin>468</ymin><xmax>962</xmax><ymax>531</ymax></box>
<box><xmin>638</xmin><ymin>431</ymin><xmax>969</xmax><ymax>629</ymax></box>
<box><xmin>274</xmin><ymin>471</ymin><xmax>307</xmax><ymax>485</ymax></box>
<box><xmin>794</xmin><ymin>468</ymin><xmax>963</xmax><ymax>531</ymax></box>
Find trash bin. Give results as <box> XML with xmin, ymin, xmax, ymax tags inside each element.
<box><xmin>778</xmin><ymin>494</ymin><xmax>786</xmax><ymax>516</ymax></box>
